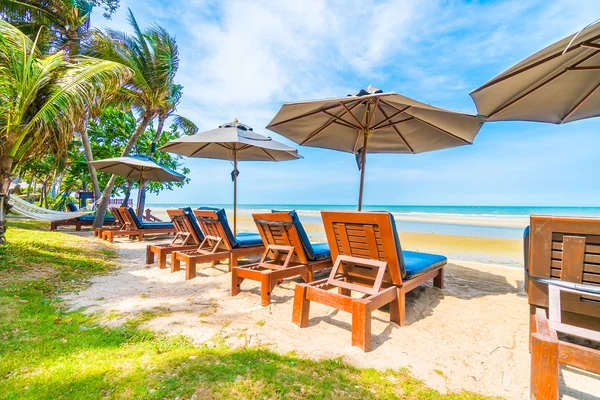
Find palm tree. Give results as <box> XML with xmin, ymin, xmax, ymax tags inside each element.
<box><xmin>0</xmin><ymin>20</ymin><xmax>131</xmax><ymax>243</ymax></box>
<box><xmin>89</xmin><ymin>9</ymin><xmax>181</xmax><ymax>226</ymax></box>
<box><xmin>0</xmin><ymin>0</ymin><xmax>119</xmax><ymax>59</ymax></box>
<box><xmin>133</xmin><ymin>84</ymin><xmax>197</xmax><ymax>215</ymax></box>
<box><xmin>0</xmin><ymin>0</ymin><xmax>122</xmax><ymax>200</ymax></box>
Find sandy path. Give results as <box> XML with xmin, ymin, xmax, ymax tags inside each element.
<box><xmin>63</xmin><ymin>236</ymin><xmax>599</xmax><ymax>400</ymax></box>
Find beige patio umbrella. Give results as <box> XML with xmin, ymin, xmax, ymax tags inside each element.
<box><xmin>266</xmin><ymin>86</ymin><xmax>486</xmax><ymax>210</ymax></box>
<box><xmin>90</xmin><ymin>155</ymin><xmax>186</xmax><ymax>216</ymax></box>
<box><xmin>470</xmin><ymin>21</ymin><xmax>600</xmax><ymax>123</ymax></box>
<box><xmin>159</xmin><ymin>120</ymin><xmax>301</xmax><ymax>234</ymax></box>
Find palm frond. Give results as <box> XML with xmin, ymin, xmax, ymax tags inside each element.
<box><xmin>172</xmin><ymin>115</ymin><xmax>198</xmax><ymax>136</ymax></box>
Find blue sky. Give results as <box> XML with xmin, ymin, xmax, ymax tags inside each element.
<box><xmin>94</xmin><ymin>0</ymin><xmax>600</xmax><ymax>206</ymax></box>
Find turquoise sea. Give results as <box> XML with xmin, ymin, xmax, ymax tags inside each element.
<box><xmin>146</xmin><ymin>204</ymin><xmax>600</xmax><ymax>239</ymax></box>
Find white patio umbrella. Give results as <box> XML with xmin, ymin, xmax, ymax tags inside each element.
<box><xmin>266</xmin><ymin>86</ymin><xmax>486</xmax><ymax>210</ymax></box>
<box><xmin>159</xmin><ymin>119</ymin><xmax>301</xmax><ymax>234</ymax></box>
<box><xmin>470</xmin><ymin>21</ymin><xmax>600</xmax><ymax>123</ymax></box>
<box><xmin>90</xmin><ymin>154</ymin><xmax>185</xmax><ymax>216</ymax></box>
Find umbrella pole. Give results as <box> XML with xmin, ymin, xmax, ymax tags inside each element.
<box><xmin>358</xmin><ymin>134</ymin><xmax>368</xmax><ymax>211</ymax></box>
<box><xmin>233</xmin><ymin>153</ymin><xmax>237</xmax><ymax>235</ymax></box>
<box><xmin>136</xmin><ymin>173</ymin><xmax>146</xmax><ymax>217</ymax></box>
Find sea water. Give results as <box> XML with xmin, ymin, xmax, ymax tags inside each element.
<box><xmin>146</xmin><ymin>204</ymin><xmax>600</xmax><ymax>239</ymax></box>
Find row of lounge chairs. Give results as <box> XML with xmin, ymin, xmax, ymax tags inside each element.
<box><xmin>52</xmin><ymin>203</ymin><xmax>600</xmax><ymax>389</ymax></box>
<box><xmin>93</xmin><ymin>206</ymin><xmax>446</xmax><ymax>351</ymax></box>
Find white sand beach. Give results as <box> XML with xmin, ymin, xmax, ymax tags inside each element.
<box><xmin>62</xmin><ymin>232</ymin><xmax>600</xmax><ymax>400</ymax></box>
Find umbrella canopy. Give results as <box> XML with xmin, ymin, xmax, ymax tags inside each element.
<box><xmin>90</xmin><ymin>155</ymin><xmax>185</xmax><ymax>215</ymax></box>
<box><xmin>266</xmin><ymin>86</ymin><xmax>485</xmax><ymax>209</ymax></box>
<box><xmin>159</xmin><ymin>120</ymin><xmax>301</xmax><ymax>233</ymax></box>
<box><xmin>159</xmin><ymin>120</ymin><xmax>300</xmax><ymax>161</ymax></box>
<box><xmin>470</xmin><ymin>21</ymin><xmax>600</xmax><ymax>123</ymax></box>
<box><xmin>90</xmin><ymin>155</ymin><xmax>185</xmax><ymax>182</ymax></box>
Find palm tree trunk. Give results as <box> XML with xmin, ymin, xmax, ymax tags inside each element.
<box><xmin>80</xmin><ymin>127</ymin><xmax>101</xmax><ymax>199</ymax></box>
<box><xmin>93</xmin><ymin>113</ymin><xmax>155</xmax><ymax>228</ymax></box>
<box><xmin>120</xmin><ymin>180</ymin><xmax>133</xmax><ymax>207</ymax></box>
<box><xmin>0</xmin><ymin>157</ymin><xmax>14</xmax><ymax>244</ymax></box>
<box><xmin>135</xmin><ymin>116</ymin><xmax>165</xmax><ymax>216</ymax></box>
<box><xmin>150</xmin><ymin>116</ymin><xmax>166</xmax><ymax>155</ymax></box>
<box><xmin>66</xmin><ymin>29</ymin><xmax>80</xmax><ymax>62</ymax></box>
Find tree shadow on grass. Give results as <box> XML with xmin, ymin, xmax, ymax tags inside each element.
<box><xmin>2</xmin><ymin>334</ymin><xmax>489</xmax><ymax>400</ymax></box>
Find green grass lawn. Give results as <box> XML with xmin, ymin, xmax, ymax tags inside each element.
<box><xmin>0</xmin><ymin>220</ymin><xmax>497</xmax><ymax>399</ymax></box>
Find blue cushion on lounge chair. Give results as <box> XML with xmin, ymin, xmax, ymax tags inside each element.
<box><xmin>197</xmin><ymin>207</ymin><xmax>238</xmax><ymax>247</ymax></box>
<box><xmin>272</xmin><ymin>209</ymin><xmax>327</xmax><ymax>261</ymax></box>
<box><xmin>126</xmin><ymin>207</ymin><xmax>173</xmax><ymax>229</ymax></box>
<box><xmin>141</xmin><ymin>222</ymin><xmax>174</xmax><ymax>229</ymax></box>
<box><xmin>402</xmin><ymin>250</ymin><xmax>447</xmax><ymax>280</ymax></box>
<box><xmin>523</xmin><ymin>226</ymin><xmax>530</xmax><ymax>292</ymax></box>
<box><xmin>234</xmin><ymin>232</ymin><xmax>263</xmax><ymax>248</ymax></box>
<box><xmin>126</xmin><ymin>207</ymin><xmax>144</xmax><ymax>229</ymax></box>
<box><xmin>180</xmin><ymin>207</ymin><xmax>204</xmax><ymax>241</ymax></box>
<box><xmin>387</xmin><ymin>212</ymin><xmax>446</xmax><ymax>279</ymax></box>
<box><xmin>311</xmin><ymin>242</ymin><xmax>331</xmax><ymax>260</ymax></box>
<box><xmin>67</xmin><ymin>202</ymin><xmax>114</xmax><ymax>223</ymax></box>
<box><xmin>78</xmin><ymin>215</ymin><xmax>115</xmax><ymax>222</ymax></box>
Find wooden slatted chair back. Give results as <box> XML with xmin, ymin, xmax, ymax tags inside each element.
<box><xmin>109</xmin><ymin>207</ymin><xmax>126</xmax><ymax>226</ymax></box>
<box><xmin>166</xmin><ymin>209</ymin><xmax>202</xmax><ymax>245</ymax></box>
<box><xmin>321</xmin><ymin>211</ymin><xmax>403</xmax><ymax>286</ymax></box>
<box><xmin>117</xmin><ymin>207</ymin><xmax>142</xmax><ymax>231</ymax></box>
<box><xmin>529</xmin><ymin>215</ymin><xmax>600</xmax><ymax>320</ymax></box>
<box><xmin>192</xmin><ymin>209</ymin><xmax>234</xmax><ymax>251</ymax></box>
<box><xmin>252</xmin><ymin>212</ymin><xmax>309</xmax><ymax>265</ymax></box>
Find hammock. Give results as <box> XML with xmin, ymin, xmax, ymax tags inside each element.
<box><xmin>8</xmin><ymin>196</ymin><xmax>96</xmax><ymax>221</ymax></box>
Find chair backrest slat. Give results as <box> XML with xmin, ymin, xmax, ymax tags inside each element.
<box><xmin>252</xmin><ymin>212</ymin><xmax>309</xmax><ymax>264</ymax></box>
<box><xmin>528</xmin><ymin>215</ymin><xmax>600</xmax><ymax>320</ymax></box>
<box><xmin>166</xmin><ymin>209</ymin><xmax>203</xmax><ymax>245</ymax></box>
<box><xmin>117</xmin><ymin>207</ymin><xmax>141</xmax><ymax>232</ymax></box>
<box><xmin>322</xmin><ymin>211</ymin><xmax>404</xmax><ymax>285</ymax></box>
<box><xmin>118</xmin><ymin>207</ymin><xmax>146</xmax><ymax>230</ymax></box>
<box><xmin>192</xmin><ymin>209</ymin><xmax>234</xmax><ymax>250</ymax></box>
<box><xmin>109</xmin><ymin>207</ymin><xmax>126</xmax><ymax>226</ymax></box>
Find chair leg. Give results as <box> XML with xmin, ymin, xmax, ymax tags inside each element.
<box><xmin>389</xmin><ymin>287</ymin><xmax>406</xmax><ymax>327</ymax></box>
<box><xmin>351</xmin><ymin>300</ymin><xmax>372</xmax><ymax>352</ymax></box>
<box><xmin>260</xmin><ymin>273</ymin><xmax>272</xmax><ymax>306</ymax></box>
<box><xmin>306</xmin><ymin>267</ymin><xmax>314</xmax><ymax>282</ymax></box>
<box><xmin>292</xmin><ymin>284</ymin><xmax>310</xmax><ymax>327</ymax></box>
<box><xmin>75</xmin><ymin>222</ymin><xmax>81</xmax><ymax>231</ymax></box>
<box><xmin>146</xmin><ymin>246</ymin><xmax>155</xmax><ymax>265</ymax></box>
<box><xmin>138</xmin><ymin>232</ymin><xmax>144</xmax><ymax>242</ymax></box>
<box><xmin>185</xmin><ymin>259</ymin><xmax>197</xmax><ymax>280</ymax></box>
<box><xmin>530</xmin><ymin>333</ymin><xmax>559</xmax><ymax>400</ymax></box>
<box><xmin>50</xmin><ymin>222</ymin><xmax>56</xmax><ymax>231</ymax></box>
<box><xmin>433</xmin><ymin>268</ymin><xmax>444</xmax><ymax>289</ymax></box>
<box><xmin>231</xmin><ymin>268</ymin><xmax>243</xmax><ymax>296</ymax></box>
<box><xmin>229</xmin><ymin>255</ymin><xmax>238</xmax><ymax>272</ymax></box>
<box><xmin>158</xmin><ymin>252</ymin><xmax>167</xmax><ymax>269</ymax></box>
<box><xmin>171</xmin><ymin>255</ymin><xmax>181</xmax><ymax>273</ymax></box>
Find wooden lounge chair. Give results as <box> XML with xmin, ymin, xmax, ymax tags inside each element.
<box><xmin>101</xmin><ymin>207</ymin><xmax>175</xmax><ymax>243</ymax></box>
<box><xmin>530</xmin><ymin>282</ymin><xmax>600</xmax><ymax>399</ymax></box>
<box><xmin>526</xmin><ymin>215</ymin><xmax>600</xmax><ymax>335</ymax></box>
<box><xmin>526</xmin><ymin>215</ymin><xmax>600</xmax><ymax>399</ymax></box>
<box><xmin>146</xmin><ymin>208</ymin><xmax>205</xmax><ymax>269</ymax></box>
<box><xmin>50</xmin><ymin>202</ymin><xmax>115</xmax><ymax>231</ymax></box>
<box><xmin>292</xmin><ymin>211</ymin><xmax>446</xmax><ymax>352</ymax></box>
<box><xmin>171</xmin><ymin>207</ymin><xmax>264</xmax><ymax>280</ymax></box>
<box><xmin>94</xmin><ymin>207</ymin><xmax>125</xmax><ymax>237</ymax></box>
<box><xmin>231</xmin><ymin>211</ymin><xmax>333</xmax><ymax>306</ymax></box>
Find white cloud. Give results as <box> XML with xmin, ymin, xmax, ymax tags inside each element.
<box><xmin>94</xmin><ymin>0</ymin><xmax>600</xmax><ymax>206</ymax></box>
